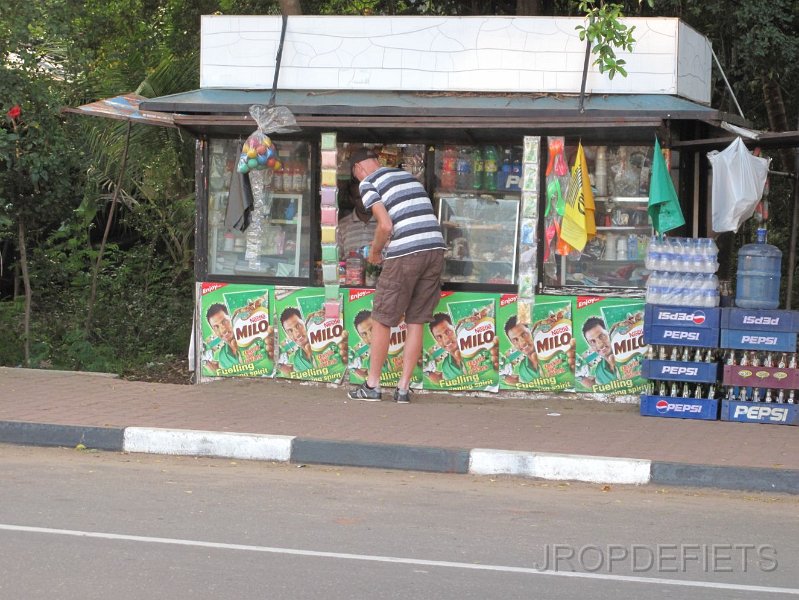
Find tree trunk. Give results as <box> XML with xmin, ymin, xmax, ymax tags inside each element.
<box><xmin>18</xmin><ymin>219</ymin><xmax>31</xmax><ymax>367</ymax></box>
<box><xmin>87</xmin><ymin>121</ymin><xmax>132</xmax><ymax>336</ymax></box>
<box><xmin>762</xmin><ymin>77</ymin><xmax>794</xmax><ymax>171</ymax></box>
<box><xmin>516</xmin><ymin>0</ymin><xmax>543</xmax><ymax>16</ymax></box>
<box><xmin>279</xmin><ymin>0</ymin><xmax>302</xmax><ymax>15</ymax></box>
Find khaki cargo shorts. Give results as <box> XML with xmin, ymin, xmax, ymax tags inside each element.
<box><xmin>372</xmin><ymin>249</ymin><xmax>445</xmax><ymax>327</ymax></box>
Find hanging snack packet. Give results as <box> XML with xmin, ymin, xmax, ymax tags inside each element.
<box><xmin>236</xmin><ymin>105</ymin><xmax>299</xmax><ymax>174</ymax></box>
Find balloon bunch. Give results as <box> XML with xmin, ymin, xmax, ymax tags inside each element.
<box><xmin>237</xmin><ymin>132</ymin><xmax>283</xmax><ymax>174</ymax></box>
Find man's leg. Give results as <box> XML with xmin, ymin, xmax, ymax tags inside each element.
<box><xmin>397</xmin><ymin>323</ymin><xmax>423</xmax><ymax>391</ymax></box>
<box><xmin>366</xmin><ymin>320</ymin><xmax>390</xmax><ymax>389</ymax></box>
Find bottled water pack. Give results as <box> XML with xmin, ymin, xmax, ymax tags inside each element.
<box><xmin>645</xmin><ymin>237</ymin><xmax>720</xmax><ymax>307</ymax></box>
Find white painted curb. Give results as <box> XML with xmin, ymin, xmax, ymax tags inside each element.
<box><xmin>469</xmin><ymin>449</ymin><xmax>652</xmax><ymax>485</ymax></box>
<box><xmin>123</xmin><ymin>427</ymin><xmax>294</xmax><ymax>462</ymax></box>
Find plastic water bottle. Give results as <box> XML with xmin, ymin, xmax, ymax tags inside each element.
<box><xmin>456</xmin><ymin>147</ymin><xmax>473</xmax><ymax>190</ymax></box>
<box><xmin>483</xmin><ymin>146</ymin><xmax>499</xmax><ymax>191</ymax></box>
<box><xmin>735</xmin><ymin>228</ymin><xmax>782</xmax><ymax>309</ymax></box>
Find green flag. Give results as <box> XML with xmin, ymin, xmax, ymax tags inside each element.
<box><xmin>648</xmin><ymin>138</ymin><xmax>685</xmax><ymax>234</ymax></box>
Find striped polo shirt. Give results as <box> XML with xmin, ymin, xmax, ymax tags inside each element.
<box><xmin>359</xmin><ymin>167</ymin><xmax>446</xmax><ymax>260</ymax></box>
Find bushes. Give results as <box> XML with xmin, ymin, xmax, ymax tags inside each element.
<box><xmin>0</xmin><ymin>236</ymin><xmax>193</xmax><ymax>376</ymax></box>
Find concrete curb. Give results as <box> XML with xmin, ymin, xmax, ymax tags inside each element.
<box><xmin>1</xmin><ymin>420</ymin><xmax>796</xmax><ymax>494</ymax></box>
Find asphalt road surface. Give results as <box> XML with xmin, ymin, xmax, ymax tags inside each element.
<box><xmin>1</xmin><ymin>444</ymin><xmax>797</xmax><ymax>599</ymax></box>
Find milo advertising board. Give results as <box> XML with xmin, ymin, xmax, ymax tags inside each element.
<box><xmin>573</xmin><ymin>296</ymin><xmax>648</xmax><ymax>395</ymax></box>
<box><xmin>275</xmin><ymin>287</ymin><xmax>347</xmax><ymax>383</ymax></box>
<box><xmin>344</xmin><ymin>288</ymin><xmax>422</xmax><ymax>388</ymax></box>
<box><xmin>422</xmin><ymin>292</ymin><xmax>499</xmax><ymax>392</ymax></box>
<box><xmin>199</xmin><ymin>282</ymin><xmax>275</xmax><ymax>378</ymax></box>
<box><xmin>498</xmin><ymin>294</ymin><xmax>575</xmax><ymax>391</ymax></box>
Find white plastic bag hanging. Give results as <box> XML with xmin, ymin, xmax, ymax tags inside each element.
<box><xmin>707</xmin><ymin>137</ymin><xmax>770</xmax><ymax>233</ymax></box>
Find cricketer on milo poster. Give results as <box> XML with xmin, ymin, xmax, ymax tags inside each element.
<box><xmin>275</xmin><ymin>287</ymin><xmax>347</xmax><ymax>383</ymax></box>
<box><xmin>199</xmin><ymin>282</ymin><xmax>275</xmax><ymax>378</ymax></box>
<box><xmin>345</xmin><ymin>288</ymin><xmax>422</xmax><ymax>388</ymax></box>
<box><xmin>573</xmin><ymin>296</ymin><xmax>648</xmax><ymax>395</ymax></box>
<box><xmin>498</xmin><ymin>294</ymin><xmax>575</xmax><ymax>391</ymax></box>
<box><xmin>422</xmin><ymin>292</ymin><xmax>499</xmax><ymax>392</ymax></box>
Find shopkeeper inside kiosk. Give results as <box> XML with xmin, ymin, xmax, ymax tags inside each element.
<box><xmin>337</xmin><ymin>177</ymin><xmax>377</xmax><ymax>258</ymax></box>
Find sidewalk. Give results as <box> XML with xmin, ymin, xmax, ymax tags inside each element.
<box><xmin>0</xmin><ymin>367</ymin><xmax>796</xmax><ymax>493</ymax></box>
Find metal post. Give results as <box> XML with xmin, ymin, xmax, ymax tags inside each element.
<box><xmin>786</xmin><ymin>117</ymin><xmax>799</xmax><ymax>309</ymax></box>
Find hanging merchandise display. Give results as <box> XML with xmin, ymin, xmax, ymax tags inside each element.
<box><xmin>345</xmin><ymin>288</ymin><xmax>423</xmax><ymax>388</ymax></box>
<box><xmin>422</xmin><ymin>292</ymin><xmax>499</xmax><ymax>392</ymax></box>
<box><xmin>707</xmin><ymin>137</ymin><xmax>770</xmax><ymax>233</ymax></box>
<box><xmin>275</xmin><ymin>287</ymin><xmax>346</xmax><ymax>383</ymax></box>
<box><xmin>573</xmin><ymin>296</ymin><xmax>649</xmax><ymax>395</ymax></box>
<box><xmin>648</xmin><ymin>137</ymin><xmax>685</xmax><ymax>235</ymax></box>
<box><xmin>199</xmin><ymin>283</ymin><xmax>276</xmax><ymax>379</ymax></box>
<box><xmin>516</xmin><ymin>136</ymin><xmax>542</xmax><ymax>322</ymax></box>
<box><xmin>499</xmin><ymin>294</ymin><xmax>575</xmax><ymax>391</ymax></box>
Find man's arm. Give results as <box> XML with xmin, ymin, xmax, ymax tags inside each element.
<box><xmin>367</xmin><ymin>202</ymin><xmax>393</xmax><ymax>265</ymax></box>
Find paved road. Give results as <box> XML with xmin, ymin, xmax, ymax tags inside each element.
<box><xmin>1</xmin><ymin>445</ymin><xmax>797</xmax><ymax>599</ymax></box>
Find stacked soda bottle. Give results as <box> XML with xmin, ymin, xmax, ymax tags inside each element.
<box><xmin>722</xmin><ymin>350</ymin><xmax>797</xmax><ymax>403</ymax></box>
<box><xmin>645</xmin><ymin>237</ymin><xmax>720</xmax><ymax>307</ymax></box>
<box><xmin>645</xmin><ymin>343</ymin><xmax>718</xmax><ymax>399</ymax></box>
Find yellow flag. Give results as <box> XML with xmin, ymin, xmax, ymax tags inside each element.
<box><xmin>559</xmin><ymin>143</ymin><xmax>595</xmax><ymax>251</ymax></box>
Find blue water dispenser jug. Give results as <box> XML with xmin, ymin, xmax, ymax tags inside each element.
<box><xmin>735</xmin><ymin>228</ymin><xmax>782</xmax><ymax>309</ymax></box>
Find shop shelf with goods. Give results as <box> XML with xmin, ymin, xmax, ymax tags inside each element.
<box><xmin>436</xmin><ymin>194</ymin><xmax>520</xmax><ymax>287</ymax></box>
<box><xmin>434</xmin><ymin>144</ymin><xmax>521</xmax><ymax>289</ymax></box>
<box><xmin>542</xmin><ymin>144</ymin><xmax>655</xmax><ymax>293</ymax></box>
<box><xmin>206</xmin><ymin>139</ymin><xmax>311</xmax><ymax>280</ymax></box>
<box><xmin>640</xmin><ymin>304</ymin><xmax>722</xmax><ymax>421</ymax></box>
<box><xmin>717</xmin><ymin>307</ymin><xmax>799</xmax><ymax>426</ymax></box>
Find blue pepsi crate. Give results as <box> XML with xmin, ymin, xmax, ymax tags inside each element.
<box><xmin>644</xmin><ymin>325</ymin><xmax>719</xmax><ymax>348</ymax></box>
<box><xmin>640</xmin><ymin>395</ymin><xmax>719</xmax><ymax>420</ymax></box>
<box><xmin>642</xmin><ymin>359</ymin><xmax>720</xmax><ymax>383</ymax></box>
<box><xmin>644</xmin><ymin>304</ymin><xmax>721</xmax><ymax>329</ymax></box>
<box><xmin>721</xmin><ymin>308</ymin><xmax>799</xmax><ymax>333</ymax></box>
<box><xmin>720</xmin><ymin>400</ymin><xmax>798</xmax><ymax>426</ymax></box>
<box><xmin>719</xmin><ymin>329</ymin><xmax>797</xmax><ymax>352</ymax></box>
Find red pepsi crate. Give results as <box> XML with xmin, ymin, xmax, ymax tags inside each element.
<box><xmin>639</xmin><ymin>395</ymin><xmax>719</xmax><ymax>420</ymax></box>
<box><xmin>722</xmin><ymin>365</ymin><xmax>799</xmax><ymax>389</ymax></box>
<box><xmin>721</xmin><ymin>308</ymin><xmax>799</xmax><ymax>333</ymax></box>
<box><xmin>645</xmin><ymin>304</ymin><xmax>721</xmax><ymax>329</ymax></box>
<box><xmin>720</xmin><ymin>400</ymin><xmax>798</xmax><ymax>426</ymax></box>
<box><xmin>644</xmin><ymin>325</ymin><xmax>719</xmax><ymax>348</ymax></box>
<box><xmin>719</xmin><ymin>329</ymin><xmax>797</xmax><ymax>352</ymax></box>
<box><xmin>642</xmin><ymin>359</ymin><xmax>720</xmax><ymax>383</ymax></box>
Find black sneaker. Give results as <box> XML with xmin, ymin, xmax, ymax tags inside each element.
<box><xmin>393</xmin><ymin>388</ymin><xmax>412</xmax><ymax>404</ymax></box>
<box><xmin>348</xmin><ymin>383</ymin><xmax>382</xmax><ymax>401</ymax></box>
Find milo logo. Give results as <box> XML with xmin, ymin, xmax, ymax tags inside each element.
<box><xmin>308</xmin><ymin>317</ymin><xmax>344</xmax><ymax>353</ymax></box>
<box><xmin>532</xmin><ymin>301</ymin><xmax>572</xmax><ymax>377</ymax></box>
<box><xmin>450</xmin><ymin>300</ymin><xmax>495</xmax><ymax>362</ymax></box>
<box><xmin>389</xmin><ymin>323</ymin><xmax>407</xmax><ymax>356</ymax></box>
<box><xmin>232</xmin><ymin>307</ymin><xmax>271</xmax><ymax>347</ymax></box>
<box><xmin>223</xmin><ymin>290</ymin><xmax>271</xmax><ymax>348</ymax></box>
<box><xmin>601</xmin><ymin>304</ymin><xmax>646</xmax><ymax>380</ymax></box>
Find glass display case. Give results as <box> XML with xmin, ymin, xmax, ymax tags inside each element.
<box><xmin>207</xmin><ymin>139</ymin><xmax>312</xmax><ymax>279</ymax></box>
<box><xmin>437</xmin><ymin>194</ymin><xmax>520</xmax><ymax>285</ymax></box>
<box><xmin>543</xmin><ymin>143</ymin><xmax>654</xmax><ymax>290</ymax></box>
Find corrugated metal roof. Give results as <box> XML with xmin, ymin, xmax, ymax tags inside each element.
<box><xmin>139</xmin><ymin>89</ymin><xmax>720</xmax><ymax>121</ymax></box>
<box><xmin>62</xmin><ymin>93</ymin><xmax>176</xmax><ymax>127</ymax></box>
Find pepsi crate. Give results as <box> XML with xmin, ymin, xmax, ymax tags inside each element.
<box><xmin>720</xmin><ymin>400</ymin><xmax>798</xmax><ymax>426</ymax></box>
<box><xmin>644</xmin><ymin>304</ymin><xmax>721</xmax><ymax>330</ymax></box>
<box><xmin>639</xmin><ymin>395</ymin><xmax>719</xmax><ymax>421</ymax></box>
<box><xmin>721</xmin><ymin>308</ymin><xmax>799</xmax><ymax>333</ymax></box>
<box><xmin>722</xmin><ymin>365</ymin><xmax>799</xmax><ymax>389</ymax></box>
<box><xmin>642</xmin><ymin>359</ymin><xmax>720</xmax><ymax>383</ymax></box>
<box><xmin>719</xmin><ymin>329</ymin><xmax>797</xmax><ymax>352</ymax></box>
<box><xmin>644</xmin><ymin>325</ymin><xmax>719</xmax><ymax>348</ymax></box>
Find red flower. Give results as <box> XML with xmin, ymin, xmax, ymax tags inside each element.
<box><xmin>7</xmin><ymin>105</ymin><xmax>21</xmax><ymax>120</ymax></box>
